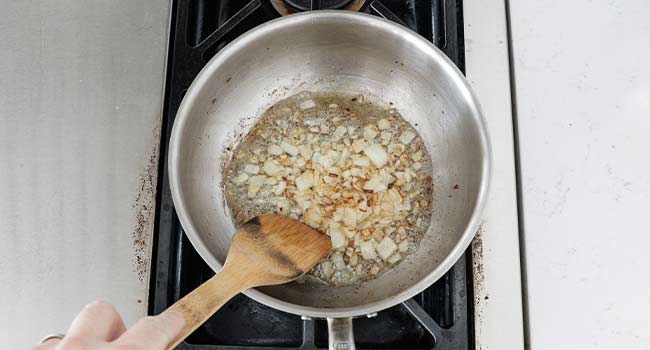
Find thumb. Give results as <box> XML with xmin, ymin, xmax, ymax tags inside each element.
<box><xmin>115</xmin><ymin>312</ymin><xmax>185</xmax><ymax>349</ymax></box>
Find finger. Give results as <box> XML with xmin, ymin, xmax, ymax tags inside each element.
<box><xmin>66</xmin><ymin>300</ymin><xmax>127</xmax><ymax>341</ymax></box>
<box><xmin>116</xmin><ymin>312</ymin><xmax>185</xmax><ymax>349</ymax></box>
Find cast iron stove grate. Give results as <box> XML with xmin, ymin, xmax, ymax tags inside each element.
<box><xmin>150</xmin><ymin>1</ymin><xmax>472</xmax><ymax>349</ymax></box>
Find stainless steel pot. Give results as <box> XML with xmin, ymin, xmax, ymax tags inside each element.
<box><xmin>169</xmin><ymin>11</ymin><xmax>490</xmax><ymax>350</ymax></box>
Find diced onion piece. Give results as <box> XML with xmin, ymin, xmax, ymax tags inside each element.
<box><xmin>388</xmin><ymin>143</ymin><xmax>406</xmax><ymax>155</ymax></box>
<box><xmin>351</xmin><ymin>155</ymin><xmax>371</xmax><ymax>167</ymax></box>
<box><xmin>318</xmin><ymin>154</ymin><xmax>333</xmax><ymax>168</ymax></box>
<box><xmin>295</xmin><ymin>157</ymin><xmax>306</xmax><ymax>167</ymax></box>
<box><xmin>376</xmin><ymin>236</ymin><xmax>397</xmax><ymax>261</ymax></box>
<box><xmin>343</xmin><ymin>207</ymin><xmax>357</xmax><ymax>228</ymax></box>
<box><xmin>377</xmin><ymin>118</ymin><xmax>391</xmax><ymax>130</ymax></box>
<box><xmin>244</xmin><ymin>164</ymin><xmax>260</xmax><ymax>174</ymax></box>
<box><xmin>363</xmin><ymin>124</ymin><xmax>379</xmax><ymax>139</ymax></box>
<box><xmin>363</xmin><ymin>173</ymin><xmax>388</xmax><ymax>192</ymax></box>
<box><xmin>262</xmin><ymin>159</ymin><xmax>284</xmax><ymax>176</ymax></box>
<box><xmin>232</xmin><ymin>173</ymin><xmax>249</xmax><ymax>185</ymax></box>
<box><xmin>351</xmin><ymin>138</ymin><xmax>368</xmax><ymax>154</ymax></box>
<box><xmin>388</xmin><ymin>253</ymin><xmax>401</xmax><ymax>264</ymax></box>
<box><xmin>412</xmin><ymin>150</ymin><xmax>423</xmax><ymax>161</ymax></box>
<box><xmin>295</xmin><ymin>170</ymin><xmax>314</xmax><ymax>191</ymax></box>
<box><xmin>273</xmin><ymin>181</ymin><xmax>287</xmax><ymax>195</ymax></box>
<box><xmin>304</xmin><ymin>208</ymin><xmax>322</xmax><ymax>228</ymax></box>
<box><xmin>329</xmin><ymin>224</ymin><xmax>347</xmax><ymax>250</ymax></box>
<box><xmin>360</xmin><ymin>239</ymin><xmax>378</xmax><ymax>260</ymax></box>
<box><xmin>350</xmin><ymin>168</ymin><xmax>364</xmax><ymax>177</ymax></box>
<box><xmin>363</xmin><ymin>144</ymin><xmax>389</xmax><ymax>168</ymax></box>
<box><xmin>268</xmin><ymin>144</ymin><xmax>283</xmax><ymax>156</ymax></box>
<box><xmin>281</xmin><ymin>142</ymin><xmax>299</xmax><ymax>156</ymax></box>
<box><xmin>349</xmin><ymin>253</ymin><xmax>359</xmax><ymax>266</ymax></box>
<box><xmin>338</xmin><ymin>148</ymin><xmax>350</xmax><ymax>166</ymax></box>
<box><xmin>399</xmin><ymin>131</ymin><xmax>416</xmax><ymax>144</ymax></box>
<box><xmin>298</xmin><ymin>144</ymin><xmax>312</xmax><ymax>160</ymax></box>
<box><xmin>398</xmin><ymin>239</ymin><xmax>410</xmax><ymax>252</ymax></box>
<box><xmin>327</xmin><ymin>150</ymin><xmax>339</xmax><ymax>163</ymax></box>
<box><xmin>247</xmin><ymin>175</ymin><xmax>266</xmax><ymax>197</ymax></box>
<box><xmin>332</xmin><ymin>207</ymin><xmax>345</xmax><ymax>222</ymax></box>
<box><xmin>403</xmin><ymin>168</ymin><xmax>416</xmax><ymax>182</ymax></box>
<box><xmin>320</xmin><ymin>261</ymin><xmax>334</xmax><ymax>278</ymax></box>
<box><xmin>331</xmin><ymin>252</ymin><xmax>346</xmax><ymax>269</ymax></box>
<box><xmin>333</xmin><ymin>125</ymin><xmax>347</xmax><ymax>139</ymax></box>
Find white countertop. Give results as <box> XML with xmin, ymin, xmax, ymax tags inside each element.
<box><xmin>0</xmin><ymin>0</ymin><xmax>170</xmax><ymax>347</ymax></box>
<box><xmin>509</xmin><ymin>0</ymin><xmax>650</xmax><ymax>348</ymax></box>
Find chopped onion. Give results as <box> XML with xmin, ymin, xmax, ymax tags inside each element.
<box><xmin>399</xmin><ymin>131</ymin><xmax>416</xmax><ymax>144</ymax></box>
<box><xmin>363</xmin><ymin>173</ymin><xmax>388</xmax><ymax>192</ymax></box>
<box><xmin>363</xmin><ymin>144</ymin><xmax>389</xmax><ymax>168</ymax></box>
<box><xmin>333</xmin><ymin>125</ymin><xmax>347</xmax><ymax>139</ymax></box>
<box><xmin>363</xmin><ymin>124</ymin><xmax>379</xmax><ymax>139</ymax></box>
<box><xmin>280</xmin><ymin>142</ymin><xmax>299</xmax><ymax>156</ymax></box>
<box><xmin>298</xmin><ymin>144</ymin><xmax>312</xmax><ymax>160</ymax></box>
<box><xmin>343</xmin><ymin>207</ymin><xmax>358</xmax><ymax>228</ymax></box>
<box><xmin>351</xmin><ymin>138</ymin><xmax>368</xmax><ymax>154</ymax></box>
<box><xmin>376</xmin><ymin>236</ymin><xmax>397</xmax><ymax>261</ymax></box>
<box><xmin>244</xmin><ymin>164</ymin><xmax>260</xmax><ymax>175</ymax></box>
<box><xmin>377</xmin><ymin>118</ymin><xmax>391</xmax><ymax>130</ymax></box>
<box><xmin>268</xmin><ymin>144</ymin><xmax>283</xmax><ymax>156</ymax></box>
<box><xmin>320</xmin><ymin>261</ymin><xmax>334</xmax><ymax>278</ymax></box>
<box><xmin>295</xmin><ymin>170</ymin><xmax>314</xmax><ymax>191</ymax></box>
<box><xmin>331</xmin><ymin>252</ymin><xmax>346</xmax><ymax>269</ymax></box>
<box><xmin>273</xmin><ymin>181</ymin><xmax>287</xmax><ymax>195</ymax></box>
<box><xmin>360</xmin><ymin>239</ymin><xmax>377</xmax><ymax>260</ymax></box>
<box><xmin>232</xmin><ymin>173</ymin><xmax>249</xmax><ymax>185</ymax></box>
<box><xmin>351</xmin><ymin>154</ymin><xmax>371</xmax><ymax>167</ymax></box>
<box><xmin>388</xmin><ymin>253</ymin><xmax>401</xmax><ymax>264</ymax></box>
<box><xmin>398</xmin><ymin>239</ymin><xmax>410</xmax><ymax>252</ymax></box>
<box><xmin>388</xmin><ymin>143</ymin><xmax>406</xmax><ymax>155</ymax></box>
<box><xmin>329</xmin><ymin>223</ymin><xmax>347</xmax><ymax>249</ymax></box>
<box><xmin>262</xmin><ymin>159</ymin><xmax>284</xmax><ymax>176</ymax></box>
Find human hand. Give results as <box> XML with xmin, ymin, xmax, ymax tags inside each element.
<box><xmin>34</xmin><ymin>301</ymin><xmax>185</xmax><ymax>350</ymax></box>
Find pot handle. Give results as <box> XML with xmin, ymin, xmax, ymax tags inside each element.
<box><xmin>327</xmin><ymin>317</ymin><xmax>355</xmax><ymax>350</ymax></box>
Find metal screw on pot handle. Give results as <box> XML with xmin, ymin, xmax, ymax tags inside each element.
<box><xmin>327</xmin><ymin>317</ymin><xmax>355</xmax><ymax>350</ymax></box>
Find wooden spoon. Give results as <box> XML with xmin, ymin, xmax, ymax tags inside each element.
<box><xmin>161</xmin><ymin>214</ymin><xmax>332</xmax><ymax>349</ymax></box>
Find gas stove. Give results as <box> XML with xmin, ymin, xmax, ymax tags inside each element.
<box><xmin>150</xmin><ymin>1</ymin><xmax>473</xmax><ymax>349</ymax></box>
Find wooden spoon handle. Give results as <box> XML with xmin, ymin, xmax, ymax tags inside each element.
<box><xmin>162</xmin><ymin>264</ymin><xmax>247</xmax><ymax>350</ymax></box>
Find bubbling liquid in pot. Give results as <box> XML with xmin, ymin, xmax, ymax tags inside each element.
<box><xmin>224</xmin><ymin>91</ymin><xmax>434</xmax><ymax>286</ymax></box>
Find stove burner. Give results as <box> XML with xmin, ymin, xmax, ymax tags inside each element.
<box><xmin>271</xmin><ymin>0</ymin><xmax>365</xmax><ymax>16</ymax></box>
<box><xmin>284</xmin><ymin>0</ymin><xmax>353</xmax><ymax>11</ymax></box>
